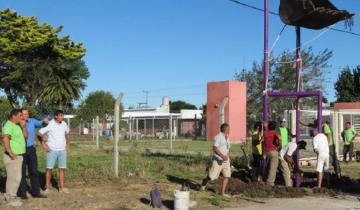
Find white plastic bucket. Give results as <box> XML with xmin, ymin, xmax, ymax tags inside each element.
<box><xmin>174</xmin><ymin>190</ymin><xmax>190</xmax><ymax>210</ymax></box>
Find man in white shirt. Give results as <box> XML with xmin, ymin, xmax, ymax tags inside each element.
<box><xmin>201</xmin><ymin>123</ymin><xmax>231</xmax><ymax>197</ymax></box>
<box><xmin>279</xmin><ymin>140</ymin><xmax>307</xmax><ymax>187</ymax></box>
<box><xmin>37</xmin><ymin>110</ymin><xmax>70</xmax><ymax>193</ymax></box>
<box><xmin>311</xmin><ymin>128</ymin><xmax>329</xmax><ymax>189</ymax></box>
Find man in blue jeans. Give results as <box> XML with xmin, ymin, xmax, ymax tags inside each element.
<box><xmin>37</xmin><ymin>110</ymin><xmax>70</xmax><ymax>193</ymax></box>
<box><xmin>17</xmin><ymin>108</ymin><xmax>48</xmax><ymax>199</ymax></box>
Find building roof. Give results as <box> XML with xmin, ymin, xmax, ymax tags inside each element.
<box><xmin>334</xmin><ymin>102</ymin><xmax>360</xmax><ymax>110</ymax></box>
<box><xmin>122</xmin><ymin>112</ymin><xmax>180</xmax><ymax>119</ymax></box>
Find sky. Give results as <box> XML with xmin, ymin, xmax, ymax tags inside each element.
<box><xmin>1</xmin><ymin>0</ymin><xmax>359</xmax><ymax>108</ymax></box>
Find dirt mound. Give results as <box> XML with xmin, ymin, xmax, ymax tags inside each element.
<box><xmin>209</xmin><ymin>169</ymin><xmax>360</xmax><ymax>198</ymax></box>
<box><xmin>210</xmin><ymin>178</ymin><xmax>307</xmax><ymax>198</ymax></box>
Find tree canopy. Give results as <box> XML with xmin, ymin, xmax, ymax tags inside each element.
<box><xmin>0</xmin><ymin>96</ymin><xmax>12</xmax><ymax>123</ymax></box>
<box><xmin>170</xmin><ymin>100</ymin><xmax>197</xmax><ymax>113</ymax></box>
<box><xmin>0</xmin><ymin>9</ymin><xmax>89</xmax><ymax>109</ymax></box>
<box><xmin>335</xmin><ymin>66</ymin><xmax>360</xmax><ymax>102</ymax></box>
<box><xmin>76</xmin><ymin>91</ymin><xmax>120</xmax><ymax>122</ymax></box>
<box><xmin>235</xmin><ymin>47</ymin><xmax>332</xmax><ymax>128</ymax></box>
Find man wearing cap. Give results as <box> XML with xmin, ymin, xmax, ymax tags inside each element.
<box><xmin>301</xmin><ymin>119</ymin><xmax>341</xmax><ymax>178</ymax></box>
<box><xmin>279</xmin><ymin>140</ymin><xmax>307</xmax><ymax>187</ymax></box>
<box><xmin>276</xmin><ymin>118</ymin><xmax>296</xmax><ymax>149</ymax></box>
<box><xmin>311</xmin><ymin>128</ymin><xmax>330</xmax><ymax>190</ymax></box>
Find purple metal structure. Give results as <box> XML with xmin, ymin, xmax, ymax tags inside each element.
<box><xmin>263</xmin><ymin>0</ymin><xmax>323</xmax><ymax>187</ymax></box>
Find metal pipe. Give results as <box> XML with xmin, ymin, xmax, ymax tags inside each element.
<box><xmin>267</xmin><ymin>91</ymin><xmax>321</xmax><ymax>98</ymax></box>
<box><xmin>263</xmin><ymin>0</ymin><xmax>269</xmax><ymax>123</ymax></box>
<box><xmin>318</xmin><ymin>92</ymin><xmax>323</xmax><ymax>132</ymax></box>
<box><xmin>295</xmin><ymin>26</ymin><xmax>301</xmax><ymax>187</ymax></box>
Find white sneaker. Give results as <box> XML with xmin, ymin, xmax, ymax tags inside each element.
<box><xmin>4</xmin><ymin>195</ymin><xmax>23</xmax><ymax>207</ymax></box>
<box><xmin>221</xmin><ymin>193</ymin><xmax>232</xmax><ymax>198</ymax></box>
<box><xmin>59</xmin><ymin>188</ymin><xmax>70</xmax><ymax>194</ymax></box>
<box><xmin>43</xmin><ymin>188</ymin><xmax>52</xmax><ymax>195</ymax></box>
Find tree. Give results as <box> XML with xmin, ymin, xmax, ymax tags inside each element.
<box><xmin>335</xmin><ymin>66</ymin><xmax>360</xmax><ymax>102</ymax></box>
<box><xmin>76</xmin><ymin>91</ymin><xmax>119</xmax><ymax>123</ymax></box>
<box><xmin>39</xmin><ymin>60</ymin><xmax>89</xmax><ymax>109</ymax></box>
<box><xmin>0</xmin><ymin>9</ymin><xmax>87</xmax><ymax>109</ymax></box>
<box><xmin>169</xmin><ymin>100</ymin><xmax>197</xmax><ymax>113</ymax></box>
<box><xmin>0</xmin><ymin>96</ymin><xmax>12</xmax><ymax>124</ymax></box>
<box><xmin>234</xmin><ymin>47</ymin><xmax>333</xmax><ymax>129</ymax></box>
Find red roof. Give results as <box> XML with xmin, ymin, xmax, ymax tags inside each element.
<box><xmin>334</xmin><ymin>102</ymin><xmax>360</xmax><ymax>110</ymax></box>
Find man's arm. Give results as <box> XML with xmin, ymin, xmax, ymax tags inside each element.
<box><xmin>213</xmin><ymin>146</ymin><xmax>228</xmax><ymax>161</ymax></box>
<box><xmin>2</xmin><ymin>135</ymin><xmax>16</xmax><ymax>159</ymax></box>
<box><xmin>288</xmin><ymin>128</ymin><xmax>296</xmax><ymax>138</ymax></box>
<box><xmin>325</xmin><ymin>133</ymin><xmax>331</xmax><ymax>144</ymax></box>
<box><xmin>284</xmin><ymin>154</ymin><xmax>294</xmax><ymax>165</ymax></box>
<box><xmin>20</xmin><ymin>120</ymin><xmax>28</xmax><ymax>140</ymax></box>
<box><xmin>33</xmin><ymin>118</ymin><xmax>48</xmax><ymax>128</ymax></box>
<box><xmin>313</xmin><ymin>140</ymin><xmax>319</xmax><ymax>154</ymax></box>
<box><xmin>275</xmin><ymin>132</ymin><xmax>282</xmax><ymax>146</ymax></box>
<box><xmin>37</xmin><ymin>132</ymin><xmax>50</xmax><ymax>152</ymax></box>
<box><xmin>66</xmin><ymin>133</ymin><xmax>70</xmax><ymax>148</ymax></box>
<box><xmin>351</xmin><ymin>129</ymin><xmax>357</xmax><ymax>141</ymax></box>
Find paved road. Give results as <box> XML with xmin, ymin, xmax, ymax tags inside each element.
<box><xmin>224</xmin><ymin>195</ymin><xmax>360</xmax><ymax>210</ymax></box>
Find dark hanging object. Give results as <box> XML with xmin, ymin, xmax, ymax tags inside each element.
<box><xmin>279</xmin><ymin>0</ymin><xmax>354</xmax><ymax>30</ymax></box>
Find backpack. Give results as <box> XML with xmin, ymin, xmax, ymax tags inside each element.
<box><xmin>150</xmin><ymin>186</ymin><xmax>162</xmax><ymax>208</ymax></box>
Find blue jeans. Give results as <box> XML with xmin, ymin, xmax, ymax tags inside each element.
<box><xmin>46</xmin><ymin>150</ymin><xmax>67</xmax><ymax>169</ymax></box>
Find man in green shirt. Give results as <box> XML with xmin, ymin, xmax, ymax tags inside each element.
<box><xmin>2</xmin><ymin>109</ymin><xmax>28</xmax><ymax>207</ymax></box>
<box><xmin>341</xmin><ymin>122</ymin><xmax>358</xmax><ymax>163</ymax></box>
<box><xmin>276</xmin><ymin>118</ymin><xmax>295</xmax><ymax>149</ymax></box>
<box><xmin>323</xmin><ymin>121</ymin><xmax>341</xmax><ymax>177</ymax></box>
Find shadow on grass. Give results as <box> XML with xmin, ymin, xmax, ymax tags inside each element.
<box><xmin>39</xmin><ymin>172</ymin><xmax>59</xmax><ymax>190</ymax></box>
<box><xmin>142</xmin><ymin>152</ymin><xmax>209</xmax><ymax>162</ymax></box>
<box><xmin>0</xmin><ymin>171</ymin><xmax>60</xmax><ymax>194</ymax></box>
<box><xmin>166</xmin><ymin>175</ymin><xmax>200</xmax><ymax>191</ymax></box>
<box><xmin>139</xmin><ymin>197</ymin><xmax>173</xmax><ymax>210</ymax></box>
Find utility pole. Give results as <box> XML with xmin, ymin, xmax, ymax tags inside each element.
<box><xmin>114</xmin><ymin>92</ymin><xmax>124</xmax><ymax>177</ymax></box>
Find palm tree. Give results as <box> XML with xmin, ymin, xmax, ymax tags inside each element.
<box><xmin>39</xmin><ymin>60</ymin><xmax>89</xmax><ymax>109</ymax></box>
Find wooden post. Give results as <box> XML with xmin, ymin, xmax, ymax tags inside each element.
<box><xmin>92</xmin><ymin>118</ymin><xmax>95</xmax><ymax>142</ymax></box>
<box><xmin>114</xmin><ymin>92</ymin><xmax>124</xmax><ymax>177</ymax></box>
<box><xmin>152</xmin><ymin>116</ymin><xmax>155</xmax><ymax>137</ymax></box>
<box><xmin>96</xmin><ymin>116</ymin><xmax>99</xmax><ymax>149</ymax></box>
<box><xmin>136</xmin><ymin>118</ymin><xmax>139</xmax><ymax>141</ymax></box>
<box><xmin>169</xmin><ymin>114</ymin><xmax>173</xmax><ymax>153</ymax></box>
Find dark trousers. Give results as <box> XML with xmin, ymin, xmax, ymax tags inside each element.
<box><xmin>17</xmin><ymin>146</ymin><xmax>41</xmax><ymax>197</ymax></box>
<box><xmin>343</xmin><ymin>143</ymin><xmax>354</xmax><ymax>162</ymax></box>
<box><xmin>329</xmin><ymin>145</ymin><xmax>341</xmax><ymax>177</ymax></box>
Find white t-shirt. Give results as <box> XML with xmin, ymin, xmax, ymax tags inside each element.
<box><xmin>39</xmin><ymin>119</ymin><xmax>69</xmax><ymax>151</ymax></box>
<box><xmin>213</xmin><ymin>132</ymin><xmax>230</xmax><ymax>160</ymax></box>
<box><xmin>279</xmin><ymin>142</ymin><xmax>297</xmax><ymax>160</ymax></box>
<box><xmin>313</xmin><ymin>133</ymin><xmax>329</xmax><ymax>156</ymax></box>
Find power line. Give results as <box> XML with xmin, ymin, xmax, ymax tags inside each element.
<box><xmin>228</xmin><ymin>0</ymin><xmax>360</xmax><ymax>37</ymax></box>
<box><xmin>228</xmin><ymin>0</ymin><xmax>279</xmax><ymax>16</ymax></box>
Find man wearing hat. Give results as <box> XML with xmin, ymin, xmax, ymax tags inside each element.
<box><xmin>310</xmin><ymin>128</ymin><xmax>330</xmax><ymax>190</ymax></box>
<box><xmin>279</xmin><ymin>140</ymin><xmax>307</xmax><ymax>187</ymax></box>
<box><xmin>276</xmin><ymin>117</ymin><xmax>296</xmax><ymax>149</ymax></box>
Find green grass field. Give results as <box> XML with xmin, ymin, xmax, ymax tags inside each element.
<box><xmin>0</xmin><ymin>137</ymin><xmax>360</xmax><ymax>210</ymax></box>
<box><xmin>0</xmin><ymin>136</ymin><xmax>359</xmax><ymax>187</ymax></box>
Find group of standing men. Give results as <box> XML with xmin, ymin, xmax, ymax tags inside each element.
<box><xmin>252</xmin><ymin>118</ymin><xmax>307</xmax><ymax>188</ymax></box>
<box><xmin>200</xmin><ymin>117</ymin><xmax>358</xmax><ymax>196</ymax></box>
<box><xmin>2</xmin><ymin>109</ymin><xmax>70</xmax><ymax>207</ymax></box>
<box><xmin>252</xmin><ymin>117</ymin><xmax>358</xmax><ymax>190</ymax></box>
